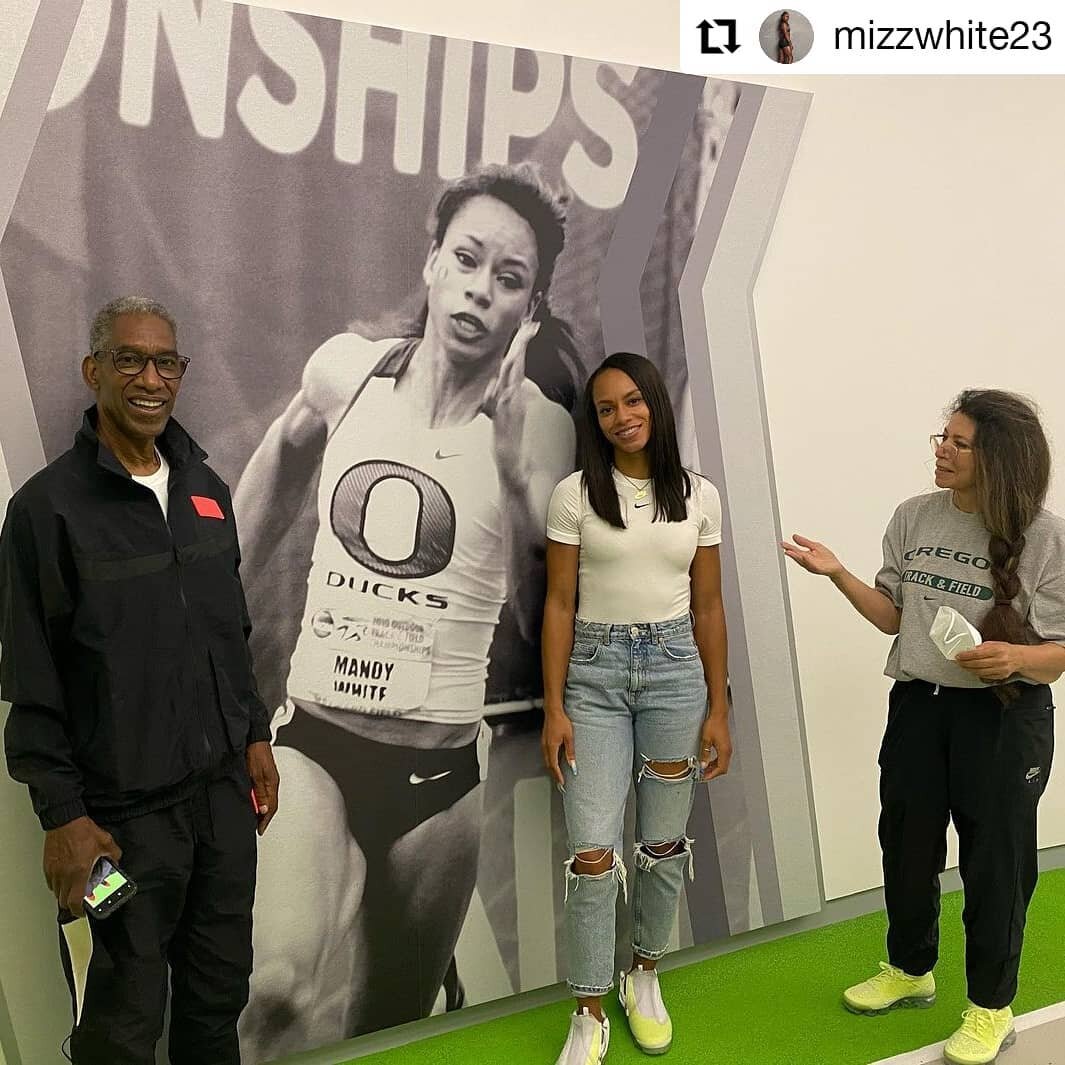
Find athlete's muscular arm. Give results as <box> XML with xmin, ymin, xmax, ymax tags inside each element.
<box><xmin>483</xmin><ymin>321</ymin><xmax>576</xmax><ymax>641</ymax></box>
<box><xmin>233</xmin><ymin>390</ymin><xmax>326</xmax><ymax>575</ymax></box>
<box><xmin>506</xmin><ymin>399</ymin><xmax>575</xmax><ymax>639</ymax></box>
<box><xmin>234</xmin><ymin>334</ymin><xmax>382</xmax><ymax>574</ymax></box>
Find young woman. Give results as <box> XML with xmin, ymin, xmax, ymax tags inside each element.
<box><xmin>233</xmin><ymin>163</ymin><xmax>577</xmax><ymax>1056</ymax></box>
<box><xmin>783</xmin><ymin>390</ymin><xmax>1064</xmax><ymax>1065</ymax></box>
<box><xmin>541</xmin><ymin>352</ymin><xmax>730</xmax><ymax>1064</ymax></box>
<box><xmin>777</xmin><ymin>11</ymin><xmax>794</xmax><ymax>63</ymax></box>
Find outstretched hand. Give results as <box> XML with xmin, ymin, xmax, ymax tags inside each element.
<box><xmin>781</xmin><ymin>534</ymin><xmax>844</xmax><ymax>578</ymax></box>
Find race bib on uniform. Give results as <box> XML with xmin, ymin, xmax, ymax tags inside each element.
<box><xmin>287</xmin><ymin>609</ymin><xmax>434</xmax><ymax>715</ymax></box>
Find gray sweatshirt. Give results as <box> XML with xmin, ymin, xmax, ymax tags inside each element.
<box><xmin>875</xmin><ymin>491</ymin><xmax>1065</xmax><ymax>688</ymax></box>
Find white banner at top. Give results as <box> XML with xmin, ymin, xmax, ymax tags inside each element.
<box><xmin>679</xmin><ymin>0</ymin><xmax>1063</xmax><ymax>74</ymax></box>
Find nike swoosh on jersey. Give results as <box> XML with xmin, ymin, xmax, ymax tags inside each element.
<box><xmin>435</xmin><ymin>449</ymin><xmax>462</xmax><ymax>460</ymax></box>
<box><xmin>409</xmin><ymin>770</ymin><xmax>453</xmax><ymax>785</ymax></box>
<box><xmin>633</xmin><ymin>502</ymin><xmax>651</xmax><ymax>509</ymax></box>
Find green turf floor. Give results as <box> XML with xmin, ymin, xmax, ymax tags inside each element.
<box><xmin>346</xmin><ymin>868</ymin><xmax>1065</xmax><ymax>1065</ymax></box>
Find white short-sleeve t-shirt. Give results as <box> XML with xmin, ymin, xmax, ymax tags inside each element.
<box><xmin>546</xmin><ymin>468</ymin><xmax>722</xmax><ymax>623</ymax></box>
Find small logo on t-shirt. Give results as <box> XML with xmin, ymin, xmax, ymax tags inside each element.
<box><xmin>1026</xmin><ymin>766</ymin><xmax>1042</xmax><ymax>782</ymax></box>
<box><xmin>633</xmin><ymin>501</ymin><xmax>651</xmax><ymax>509</ymax></box>
<box><xmin>435</xmin><ymin>449</ymin><xmax>462</xmax><ymax>460</ymax></box>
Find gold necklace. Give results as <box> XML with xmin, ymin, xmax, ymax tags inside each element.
<box><xmin>616</xmin><ymin>468</ymin><xmax>652</xmax><ymax>500</ymax></box>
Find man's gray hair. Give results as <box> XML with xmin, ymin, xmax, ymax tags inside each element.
<box><xmin>89</xmin><ymin>296</ymin><xmax>177</xmax><ymax>352</ymax></box>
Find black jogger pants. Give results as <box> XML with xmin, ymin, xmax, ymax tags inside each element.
<box><xmin>878</xmin><ymin>679</ymin><xmax>1054</xmax><ymax>1008</ymax></box>
<box><xmin>60</xmin><ymin>766</ymin><xmax>258</xmax><ymax>1065</ymax></box>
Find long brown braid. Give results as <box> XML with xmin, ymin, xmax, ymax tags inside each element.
<box><xmin>950</xmin><ymin>390</ymin><xmax>1051</xmax><ymax>699</ymax></box>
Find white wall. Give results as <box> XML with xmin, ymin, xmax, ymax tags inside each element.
<box><xmin>0</xmin><ymin>0</ymin><xmax>39</xmax><ymax>116</ymax></box>
<box><xmin>254</xmin><ymin>0</ymin><xmax>1065</xmax><ymax>902</ymax></box>
<box><xmin>755</xmin><ymin>76</ymin><xmax>1065</xmax><ymax>898</ymax></box>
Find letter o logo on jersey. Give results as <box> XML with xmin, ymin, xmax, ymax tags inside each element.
<box><xmin>330</xmin><ymin>460</ymin><xmax>457</xmax><ymax>579</ymax></box>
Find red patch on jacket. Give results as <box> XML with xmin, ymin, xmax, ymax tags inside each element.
<box><xmin>190</xmin><ymin>495</ymin><xmax>224</xmax><ymax>520</ymax></box>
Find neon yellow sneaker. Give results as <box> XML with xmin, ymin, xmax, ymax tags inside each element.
<box><xmin>842</xmin><ymin>962</ymin><xmax>936</xmax><ymax>1014</ymax></box>
<box><xmin>619</xmin><ymin>965</ymin><xmax>672</xmax><ymax>1055</ymax></box>
<box><xmin>554</xmin><ymin>1008</ymin><xmax>610</xmax><ymax>1065</ymax></box>
<box><xmin>943</xmin><ymin>1004</ymin><xmax>1016</xmax><ymax>1064</ymax></box>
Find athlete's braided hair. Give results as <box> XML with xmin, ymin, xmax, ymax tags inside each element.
<box><xmin>951</xmin><ymin>389</ymin><xmax>1051</xmax><ymax>698</ymax></box>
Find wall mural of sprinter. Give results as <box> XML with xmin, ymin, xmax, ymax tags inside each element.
<box><xmin>236</xmin><ymin>163</ymin><xmax>577</xmax><ymax>1051</ymax></box>
<box><xmin>0</xmin><ymin>3</ymin><xmax>819</xmax><ymax>1060</ymax></box>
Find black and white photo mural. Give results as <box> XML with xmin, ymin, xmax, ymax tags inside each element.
<box><xmin>0</xmin><ymin>1</ymin><xmax>818</xmax><ymax>1058</ymax></box>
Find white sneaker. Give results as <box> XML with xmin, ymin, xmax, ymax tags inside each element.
<box><xmin>619</xmin><ymin>965</ymin><xmax>672</xmax><ymax>1054</ymax></box>
<box><xmin>554</xmin><ymin>1007</ymin><xmax>610</xmax><ymax>1065</ymax></box>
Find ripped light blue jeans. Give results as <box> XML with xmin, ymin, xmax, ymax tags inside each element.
<box><xmin>560</xmin><ymin>615</ymin><xmax>707</xmax><ymax>996</ymax></box>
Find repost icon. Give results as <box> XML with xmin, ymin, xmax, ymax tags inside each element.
<box><xmin>697</xmin><ymin>17</ymin><xmax>741</xmax><ymax>54</ymax></box>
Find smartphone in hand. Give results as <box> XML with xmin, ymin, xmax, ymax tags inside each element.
<box><xmin>83</xmin><ymin>856</ymin><xmax>137</xmax><ymax>919</ymax></box>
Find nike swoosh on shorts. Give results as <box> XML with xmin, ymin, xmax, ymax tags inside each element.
<box><xmin>409</xmin><ymin>770</ymin><xmax>453</xmax><ymax>785</ymax></box>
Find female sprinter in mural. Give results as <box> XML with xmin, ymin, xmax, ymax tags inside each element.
<box><xmin>233</xmin><ymin>163</ymin><xmax>577</xmax><ymax>1055</ymax></box>
<box><xmin>541</xmin><ymin>352</ymin><xmax>731</xmax><ymax>1063</ymax></box>
<box><xmin>783</xmin><ymin>390</ymin><xmax>1065</xmax><ymax>1065</ymax></box>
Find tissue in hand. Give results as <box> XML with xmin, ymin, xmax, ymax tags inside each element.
<box><xmin>929</xmin><ymin>605</ymin><xmax>982</xmax><ymax>660</ymax></box>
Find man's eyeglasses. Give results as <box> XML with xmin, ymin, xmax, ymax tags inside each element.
<box><xmin>930</xmin><ymin>433</ymin><xmax>972</xmax><ymax>459</ymax></box>
<box><xmin>93</xmin><ymin>348</ymin><xmax>190</xmax><ymax>380</ymax></box>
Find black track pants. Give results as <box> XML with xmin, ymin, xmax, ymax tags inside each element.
<box><xmin>878</xmin><ymin>679</ymin><xmax>1054</xmax><ymax>1008</ymax></box>
<box><xmin>60</xmin><ymin>767</ymin><xmax>258</xmax><ymax>1065</ymax></box>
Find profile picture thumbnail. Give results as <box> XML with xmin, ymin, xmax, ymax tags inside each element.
<box><xmin>760</xmin><ymin>9</ymin><xmax>814</xmax><ymax>64</ymax></box>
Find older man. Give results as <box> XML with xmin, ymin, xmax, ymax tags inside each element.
<box><xmin>0</xmin><ymin>296</ymin><xmax>279</xmax><ymax>1065</ymax></box>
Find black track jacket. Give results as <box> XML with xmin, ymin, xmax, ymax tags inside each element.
<box><xmin>1</xmin><ymin>409</ymin><xmax>271</xmax><ymax>829</ymax></box>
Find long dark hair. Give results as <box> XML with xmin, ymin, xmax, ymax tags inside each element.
<box><xmin>399</xmin><ymin>163</ymin><xmax>582</xmax><ymax>410</ymax></box>
<box><xmin>578</xmin><ymin>352</ymin><xmax>691</xmax><ymax>529</ymax></box>
<box><xmin>951</xmin><ymin>389</ymin><xmax>1051</xmax><ymax>695</ymax></box>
